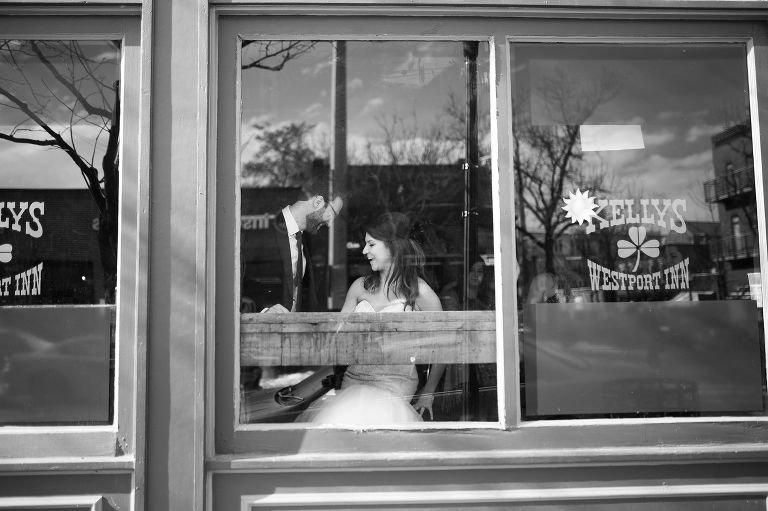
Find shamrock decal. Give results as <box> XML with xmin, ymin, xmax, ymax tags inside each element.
<box><xmin>617</xmin><ymin>226</ymin><xmax>659</xmax><ymax>273</ymax></box>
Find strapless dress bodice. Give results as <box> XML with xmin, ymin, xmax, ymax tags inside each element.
<box><xmin>342</xmin><ymin>299</ymin><xmax>418</xmax><ymax>397</ymax></box>
<box><xmin>305</xmin><ymin>297</ymin><xmax>422</xmax><ymax>425</ymax></box>
<box><xmin>353</xmin><ymin>299</ymin><xmax>410</xmax><ymax>313</ymax></box>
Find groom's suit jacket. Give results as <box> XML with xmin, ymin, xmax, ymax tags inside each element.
<box><xmin>244</xmin><ymin>211</ymin><xmax>320</xmax><ymax>313</ymax></box>
<box><xmin>275</xmin><ymin>212</ymin><xmax>320</xmax><ymax>312</ymax></box>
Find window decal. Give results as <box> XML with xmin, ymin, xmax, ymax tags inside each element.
<box><xmin>566</xmin><ymin>191</ymin><xmax>692</xmax><ymax>293</ymax></box>
<box><xmin>0</xmin><ymin>201</ymin><xmax>45</xmax><ymax>297</ymax></box>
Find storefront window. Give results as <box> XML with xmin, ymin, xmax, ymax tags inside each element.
<box><xmin>0</xmin><ymin>40</ymin><xmax>120</xmax><ymax>424</ymax></box>
<box><xmin>512</xmin><ymin>43</ymin><xmax>765</xmax><ymax>419</ymax></box>
<box><xmin>237</xmin><ymin>40</ymin><xmax>497</xmax><ymax>425</ymax></box>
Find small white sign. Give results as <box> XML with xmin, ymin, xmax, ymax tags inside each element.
<box><xmin>580</xmin><ymin>124</ymin><xmax>645</xmax><ymax>152</ymax></box>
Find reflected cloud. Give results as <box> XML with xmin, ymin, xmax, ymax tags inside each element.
<box><xmin>685</xmin><ymin>123</ymin><xmax>723</xmax><ymax>143</ymax></box>
<box><xmin>657</xmin><ymin>108</ymin><xmax>709</xmax><ymax>121</ymax></box>
<box><xmin>584</xmin><ymin>146</ymin><xmax>714</xmax><ymax>221</ymax></box>
<box><xmin>0</xmin><ymin>141</ymin><xmax>85</xmax><ymax>188</ymax></box>
<box><xmin>355</xmin><ymin>135</ymin><xmax>464</xmax><ymax>165</ymax></box>
<box><xmin>643</xmin><ymin>127</ymin><xmax>676</xmax><ymax>147</ymax></box>
<box><xmin>381</xmin><ymin>53</ymin><xmax>456</xmax><ymax>87</ymax></box>
<box><xmin>348</xmin><ymin>77</ymin><xmax>363</xmax><ymax>90</ymax></box>
<box><xmin>301</xmin><ymin>59</ymin><xmax>333</xmax><ymax>76</ymax></box>
<box><xmin>622</xmin><ymin>151</ymin><xmax>713</xmax><ymax>217</ymax></box>
<box><xmin>0</xmin><ymin>122</ymin><xmax>107</xmax><ymax>168</ymax></box>
<box><xmin>303</xmin><ymin>102</ymin><xmax>324</xmax><ymax>117</ymax></box>
<box><xmin>245</xmin><ymin>114</ymin><xmax>273</xmax><ymax>128</ymax></box>
<box><xmin>361</xmin><ymin>97</ymin><xmax>384</xmax><ymax>115</ymax></box>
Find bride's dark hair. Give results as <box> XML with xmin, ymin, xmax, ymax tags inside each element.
<box><xmin>362</xmin><ymin>212</ymin><xmax>426</xmax><ymax>308</ymax></box>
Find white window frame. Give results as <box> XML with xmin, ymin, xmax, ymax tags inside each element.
<box><xmin>233</xmin><ymin>34</ymin><xmax>501</xmax><ymax>432</ymax></box>
<box><xmin>209</xmin><ymin>5</ymin><xmax>768</xmax><ymax>469</ymax></box>
<box><xmin>0</xmin><ymin>11</ymin><xmax>148</xmax><ymax>465</ymax></box>
<box><xmin>241</xmin><ymin>484</ymin><xmax>768</xmax><ymax>510</ymax></box>
<box><xmin>510</xmin><ymin>34</ymin><xmax>768</xmax><ymax>425</ymax></box>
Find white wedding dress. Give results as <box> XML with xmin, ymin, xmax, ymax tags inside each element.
<box><xmin>307</xmin><ymin>299</ymin><xmax>423</xmax><ymax>426</ymax></box>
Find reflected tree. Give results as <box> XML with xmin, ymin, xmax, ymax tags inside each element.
<box><xmin>0</xmin><ymin>40</ymin><xmax>120</xmax><ymax>302</ymax></box>
<box><xmin>240</xmin><ymin>40</ymin><xmax>492</xmax><ymax>280</ymax></box>
<box><xmin>362</xmin><ymin>108</ymin><xmax>465</xmax><ymax>166</ymax></box>
<box><xmin>242</xmin><ymin>121</ymin><xmax>324</xmax><ymax>187</ymax></box>
<box><xmin>348</xmin><ymin>99</ymin><xmax>479</xmax><ymax>257</ymax></box>
<box><xmin>514</xmin><ymin>68</ymin><xmax>622</xmax><ymax>280</ymax></box>
<box><xmin>240</xmin><ymin>40</ymin><xmax>330</xmax><ymax>189</ymax></box>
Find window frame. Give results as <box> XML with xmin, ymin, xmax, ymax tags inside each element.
<box><xmin>209</xmin><ymin>6</ymin><xmax>768</xmax><ymax>468</ymax></box>
<box><xmin>510</xmin><ymin>35</ymin><xmax>767</xmax><ymax>422</ymax></box>
<box><xmin>235</xmin><ymin>35</ymin><xmax>502</xmax><ymax>431</ymax></box>
<box><xmin>0</xmin><ymin>13</ymin><xmax>148</xmax><ymax>464</ymax></box>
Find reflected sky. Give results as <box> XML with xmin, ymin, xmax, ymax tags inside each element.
<box><xmin>241</xmin><ymin>40</ymin><xmax>490</xmax><ymax>182</ymax></box>
<box><xmin>514</xmin><ymin>43</ymin><xmax>750</xmax><ymax>223</ymax></box>
<box><xmin>0</xmin><ymin>40</ymin><xmax>120</xmax><ymax>189</ymax></box>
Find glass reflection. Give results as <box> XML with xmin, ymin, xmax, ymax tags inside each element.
<box><xmin>239</xmin><ymin>40</ymin><xmax>497</xmax><ymax>425</ymax></box>
<box><xmin>0</xmin><ymin>40</ymin><xmax>120</xmax><ymax>424</ymax></box>
<box><xmin>512</xmin><ymin>43</ymin><xmax>765</xmax><ymax>419</ymax></box>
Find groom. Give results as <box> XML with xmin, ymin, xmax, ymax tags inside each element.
<box><xmin>259</xmin><ymin>191</ymin><xmax>343</xmax><ymax>313</ymax></box>
<box><xmin>240</xmin><ymin>189</ymin><xmax>343</xmax><ymax>397</ymax></box>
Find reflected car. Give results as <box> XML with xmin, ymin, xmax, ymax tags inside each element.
<box><xmin>240</xmin><ymin>366</ymin><xmax>337</xmax><ymax>423</ymax></box>
<box><xmin>240</xmin><ymin>365</ymin><xmax>498</xmax><ymax>423</ymax></box>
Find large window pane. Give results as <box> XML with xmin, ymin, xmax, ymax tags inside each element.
<box><xmin>512</xmin><ymin>43</ymin><xmax>765</xmax><ymax>419</ymax></box>
<box><xmin>0</xmin><ymin>40</ymin><xmax>120</xmax><ymax>424</ymax></box>
<box><xmin>238</xmin><ymin>40</ymin><xmax>497</xmax><ymax>425</ymax></box>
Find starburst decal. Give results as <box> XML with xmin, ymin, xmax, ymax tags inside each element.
<box><xmin>562</xmin><ymin>189</ymin><xmax>599</xmax><ymax>226</ymax></box>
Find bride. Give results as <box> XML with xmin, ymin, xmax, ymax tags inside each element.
<box><xmin>307</xmin><ymin>212</ymin><xmax>445</xmax><ymax>426</ymax></box>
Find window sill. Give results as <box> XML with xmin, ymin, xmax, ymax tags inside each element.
<box><xmin>211</xmin><ymin>421</ymin><xmax>768</xmax><ymax>471</ymax></box>
<box><xmin>0</xmin><ymin>455</ymin><xmax>134</xmax><ymax>473</ymax></box>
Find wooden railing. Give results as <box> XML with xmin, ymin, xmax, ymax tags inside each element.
<box><xmin>240</xmin><ymin>311</ymin><xmax>496</xmax><ymax>366</ymax></box>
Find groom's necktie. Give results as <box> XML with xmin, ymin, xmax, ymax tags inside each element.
<box><xmin>293</xmin><ymin>231</ymin><xmax>304</xmax><ymax>311</ymax></box>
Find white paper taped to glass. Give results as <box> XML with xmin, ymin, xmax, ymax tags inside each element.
<box><xmin>580</xmin><ymin>124</ymin><xmax>645</xmax><ymax>152</ymax></box>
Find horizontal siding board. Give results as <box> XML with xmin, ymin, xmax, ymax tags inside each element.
<box><xmin>241</xmin><ymin>311</ymin><xmax>496</xmax><ymax>365</ymax></box>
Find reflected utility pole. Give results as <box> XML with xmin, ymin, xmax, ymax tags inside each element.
<box><xmin>462</xmin><ymin>41</ymin><xmax>480</xmax><ymax>306</ymax></box>
<box><xmin>329</xmin><ymin>41</ymin><xmax>348</xmax><ymax>310</ymax></box>
<box><xmin>462</xmin><ymin>41</ymin><xmax>480</xmax><ymax>420</ymax></box>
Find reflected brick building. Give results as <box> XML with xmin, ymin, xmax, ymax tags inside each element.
<box><xmin>704</xmin><ymin>124</ymin><xmax>758</xmax><ymax>297</ymax></box>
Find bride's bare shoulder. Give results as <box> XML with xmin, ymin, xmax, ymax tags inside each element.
<box><xmin>417</xmin><ymin>277</ymin><xmax>437</xmax><ymax>295</ymax></box>
<box><xmin>341</xmin><ymin>277</ymin><xmax>368</xmax><ymax>312</ymax></box>
<box><xmin>416</xmin><ymin>278</ymin><xmax>442</xmax><ymax>311</ymax></box>
<box><xmin>349</xmin><ymin>276</ymin><xmax>366</xmax><ymax>293</ymax></box>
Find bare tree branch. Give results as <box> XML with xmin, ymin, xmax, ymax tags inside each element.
<box><xmin>241</xmin><ymin>40</ymin><xmax>319</xmax><ymax>71</ymax></box>
<box><xmin>0</xmin><ymin>41</ymin><xmax>121</xmax><ymax>303</ymax></box>
<box><xmin>30</xmin><ymin>41</ymin><xmax>113</xmax><ymax>118</ymax></box>
<box><xmin>0</xmin><ymin>132</ymin><xmax>58</xmax><ymax>146</ymax></box>
<box><xmin>513</xmin><ymin>68</ymin><xmax>621</xmax><ymax>275</ymax></box>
